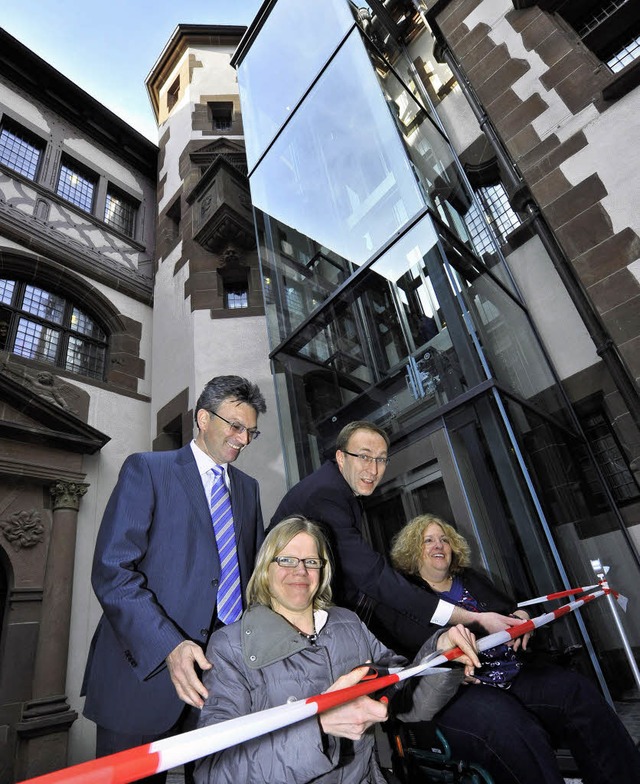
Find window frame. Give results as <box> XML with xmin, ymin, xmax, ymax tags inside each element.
<box><xmin>223</xmin><ymin>277</ymin><xmax>249</xmax><ymax>310</ymax></box>
<box><xmin>209</xmin><ymin>101</ymin><xmax>234</xmax><ymax>133</ymax></box>
<box><xmin>541</xmin><ymin>0</ymin><xmax>640</xmax><ymax>73</ymax></box>
<box><xmin>0</xmin><ymin>278</ymin><xmax>108</xmax><ymax>381</ymax></box>
<box><xmin>104</xmin><ymin>186</ymin><xmax>138</xmax><ymax>238</ymax></box>
<box><xmin>0</xmin><ymin>115</ymin><xmax>45</xmax><ymax>181</ymax></box>
<box><xmin>56</xmin><ymin>155</ymin><xmax>98</xmax><ymax>214</ymax></box>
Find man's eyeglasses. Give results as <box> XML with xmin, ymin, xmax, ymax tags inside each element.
<box><xmin>271</xmin><ymin>556</ymin><xmax>326</xmax><ymax>570</ymax></box>
<box><xmin>209</xmin><ymin>410</ymin><xmax>260</xmax><ymax>440</ymax></box>
<box><xmin>341</xmin><ymin>450</ymin><xmax>390</xmax><ymax>466</ymax></box>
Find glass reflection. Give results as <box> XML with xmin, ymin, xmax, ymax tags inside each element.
<box><xmin>249</xmin><ymin>29</ymin><xmax>425</xmax><ymax>265</ymax></box>
<box><xmin>438</xmin><ymin>231</ymin><xmax>574</xmax><ymax>428</ymax></box>
<box><xmin>503</xmin><ymin>396</ymin><xmax>640</xmax><ymax>700</ymax></box>
<box><xmin>237</xmin><ymin>0</ymin><xmax>355</xmax><ymax>170</ymax></box>
<box><xmin>364</xmin><ymin>38</ymin><xmax>475</xmax><ymax>247</ymax></box>
<box><xmin>268</xmin><ymin>214</ymin><xmax>486</xmax><ymax>456</ymax></box>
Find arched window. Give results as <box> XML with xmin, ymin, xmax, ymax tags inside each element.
<box><xmin>0</xmin><ymin>278</ymin><xmax>107</xmax><ymax>380</ymax></box>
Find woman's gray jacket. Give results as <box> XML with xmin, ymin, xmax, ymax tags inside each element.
<box><xmin>194</xmin><ymin>605</ymin><xmax>463</xmax><ymax>784</ymax></box>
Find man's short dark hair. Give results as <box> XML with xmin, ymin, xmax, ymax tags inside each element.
<box><xmin>194</xmin><ymin>375</ymin><xmax>266</xmax><ymax>426</ymax></box>
<box><xmin>335</xmin><ymin>420</ymin><xmax>390</xmax><ymax>452</ymax></box>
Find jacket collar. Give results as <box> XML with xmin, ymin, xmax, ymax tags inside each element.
<box><xmin>241</xmin><ymin>606</ymin><xmax>329</xmax><ymax>669</ymax></box>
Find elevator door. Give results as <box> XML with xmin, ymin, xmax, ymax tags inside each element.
<box><xmin>364</xmin><ymin>463</ymin><xmax>455</xmax><ymax>560</ymax></box>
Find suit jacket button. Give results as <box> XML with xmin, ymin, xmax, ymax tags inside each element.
<box><xmin>200</xmin><ymin>628</ymin><xmax>209</xmax><ymax>639</ymax></box>
<box><xmin>211</xmin><ymin>579</ymin><xmax>219</xmax><ymax>588</ymax></box>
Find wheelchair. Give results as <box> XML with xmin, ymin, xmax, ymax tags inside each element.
<box><xmin>386</xmin><ymin>720</ymin><xmax>495</xmax><ymax>784</ymax></box>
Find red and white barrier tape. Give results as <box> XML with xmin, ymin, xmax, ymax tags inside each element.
<box><xmin>18</xmin><ymin>587</ymin><xmax>612</xmax><ymax>784</ymax></box>
<box><xmin>516</xmin><ymin>583</ymin><xmax>600</xmax><ymax>607</ymax></box>
<box><xmin>517</xmin><ymin>581</ymin><xmax>627</xmax><ymax>611</ymax></box>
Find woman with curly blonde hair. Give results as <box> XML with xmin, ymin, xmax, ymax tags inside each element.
<box><xmin>390</xmin><ymin>514</ymin><xmax>470</xmax><ymax>578</ymax></box>
<box><xmin>383</xmin><ymin>513</ymin><xmax>640</xmax><ymax>784</ymax></box>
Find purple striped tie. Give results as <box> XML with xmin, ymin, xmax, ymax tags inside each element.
<box><xmin>209</xmin><ymin>466</ymin><xmax>242</xmax><ymax>624</ymax></box>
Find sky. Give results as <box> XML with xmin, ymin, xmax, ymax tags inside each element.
<box><xmin>1</xmin><ymin>0</ymin><xmax>264</xmax><ymax>142</ymax></box>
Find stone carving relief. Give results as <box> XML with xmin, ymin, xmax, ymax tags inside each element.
<box><xmin>50</xmin><ymin>480</ymin><xmax>89</xmax><ymax>512</ymax></box>
<box><xmin>1</xmin><ymin>362</ymin><xmax>81</xmax><ymax>415</ymax></box>
<box><xmin>0</xmin><ymin>508</ymin><xmax>44</xmax><ymax>551</ymax></box>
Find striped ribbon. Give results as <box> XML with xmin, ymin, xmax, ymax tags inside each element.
<box><xmin>18</xmin><ymin>586</ymin><xmax>614</xmax><ymax>784</ymax></box>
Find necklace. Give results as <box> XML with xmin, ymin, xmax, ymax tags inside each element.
<box><xmin>298</xmin><ymin>627</ymin><xmax>318</xmax><ymax>644</ymax></box>
<box><xmin>293</xmin><ymin>621</ymin><xmax>317</xmax><ymax>644</ymax></box>
<box><xmin>281</xmin><ymin>614</ymin><xmax>318</xmax><ymax>644</ymax></box>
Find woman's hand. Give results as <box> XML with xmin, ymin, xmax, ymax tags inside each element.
<box><xmin>436</xmin><ymin>623</ymin><xmax>481</xmax><ymax>679</ymax></box>
<box><xmin>319</xmin><ymin>666</ymin><xmax>389</xmax><ymax>740</ymax></box>
<box><xmin>510</xmin><ymin>610</ymin><xmax>532</xmax><ymax>651</ymax></box>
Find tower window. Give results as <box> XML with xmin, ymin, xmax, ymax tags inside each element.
<box><xmin>0</xmin><ymin>278</ymin><xmax>107</xmax><ymax>380</ymax></box>
<box><xmin>0</xmin><ymin>117</ymin><xmax>44</xmax><ymax>181</ymax></box>
<box><xmin>167</xmin><ymin>76</ymin><xmax>181</xmax><ymax>111</ymax></box>
<box><xmin>224</xmin><ymin>279</ymin><xmax>249</xmax><ymax>309</ymax></box>
<box><xmin>209</xmin><ymin>101</ymin><xmax>234</xmax><ymax>132</ymax></box>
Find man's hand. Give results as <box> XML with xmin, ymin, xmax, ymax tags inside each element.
<box><xmin>319</xmin><ymin>666</ymin><xmax>388</xmax><ymax>740</ymax></box>
<box><xmin>166</xmin><ymin>640</ymin><xmax>212</xmax><ymax>709</ymax></box>
<box><xmin>436</xmin><ymin>623</ymin><xmax>481</xmax><ymax>678</ymax></box>
<box><xmin>450</xmin><ymin>606</ymin><xmax>523</xmax><ymax>636</ymax></box>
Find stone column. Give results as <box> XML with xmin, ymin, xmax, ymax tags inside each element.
<box><xmin>16</xmin><ymin>480</ymin><xmax>88</xmax><ymax>779</ymax></box>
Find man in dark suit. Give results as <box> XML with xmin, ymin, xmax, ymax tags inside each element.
<box><xmin>82</xmin><ymin>376</ymin><xmax>266</xmax><ymax>782</ymax></box>
<box><xmin>271</xmin><ymin>420</ymin><xmax>520</xmax><ymax>653</ymax></box>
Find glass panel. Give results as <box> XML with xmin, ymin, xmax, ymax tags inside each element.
<box><xmin>249</xmin><ymin>30</ymin><xmax>425</xmax><ymax>266</ymax></box>
<box><xmin>14</xmin><ymin>318</ymin><xmax>59</xmax><ymax>362</ymax></box>
<box><xmin>0</xmin><ymin>279</ymin><xmax>16</xmax><ymax>304</ymax></box>
<box><xmin>257</xmin><ymin>212</ymin><xmax>356</xmax><ymax>347</ymax></box>
<box><xmin>503</xmin><ymin>395</ymin><xmax>640</xmax><ymax>703</ymax></box>
<box><xmin>440</xmin><ymin>234</ymin><xmax>574</xmax><ymax>427</ymax></box>
<box><xmin>57</xmin><ymin>162</ymin><xmax>95</xmax><ymax>212</ymax></box>
<box><xmin>65</xmin><ymin>335</ymin><xmax>105</xmax><ymax>379</ymax></box>
<box><xmin>364</xmin><ymin>38</ymin><xmax>476</xmax><ymax>249</ymax></box>
<box><xmin>0</xmin><ymin>124</ymin><xmax>42</xmax><ymax>180</ymax></box>
<box><xmin>237</xmin><ymin>0</ymin><xmax>355</xmax><ymax>169</ymax></box>
<box><xmin>70</xmin><ymin>307</ymin><xmax>106</xmax><ymax>340</ymax></box>
<box><xmin>270</xmin><ymin>215</ymin><xmax>487</xmax><ymax>461</ymax></box>
<box><xmin>578</xmin><ymin>412</ymin><xmax>640</xmax><ymax>504</ymax></box>
<box><xmin>22</xmin><ymin>286</ymin><xmax>66</xmax><ymax>323</ymax></box>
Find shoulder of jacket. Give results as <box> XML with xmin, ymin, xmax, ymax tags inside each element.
<box><xmin>228</xmin><ymin>464</ymin><xmax>257</xmax><ymax>484</ymax></box>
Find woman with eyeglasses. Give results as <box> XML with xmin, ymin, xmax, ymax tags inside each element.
<box><xmin>387</xmin><ymin>514</ymin><xmax>640</xmax><ymax>784</ymax></box>
<box><xmin>194</xmin><ymin>515</ymin><xmax>480</xmax><ymax>784</ymax></box>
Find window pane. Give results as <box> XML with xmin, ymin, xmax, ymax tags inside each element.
<box><xmin>65</xmin><ymin>335</ymin><xmax>105</xmax><ymax>379</ymax></box>
<box><xmin>237</xmin><ymin>0</ymin><xmax>355</xmax><ymax>169</ymax></box>
<box><xmin>22</xmin><ymin>285</ymin><xmax>66</xmax><ymax>323</ymax></box>
<box><xmin>57</xmin><ymin>162</ymin><xmax>95</xmax><ymax>212</ymax></box>
<box><xmin>250</xmin><ymin>30</ymin><xmax>425</xmax><ymax>266</ymax></box>
<box><xmin>14</xmin><ymin>318</ymin><xmax>60</xmax><ymax>362</ymax></box>
<box><xmin>70</xmin><ymin>307</ymin><xmax>106</xmax><ymax>340</ymax></box>
<box><xmin>104</xmin><ymin>190</ymin><xmax>136</xmax><ymax>236</ymax></box>
<box><xmin>608</xmin><ymin>33</ymin><xmax>640</xmax><ymax>72</ymax></box>
<box><xmin>0</xmin><ymin>279</ymin><xmax>16</xmax><ymax>304</ymax></box>
<box><xmin>0</xmin><ymin>123</ymin><xmax>42</xmax><ymax>180</ymax></box>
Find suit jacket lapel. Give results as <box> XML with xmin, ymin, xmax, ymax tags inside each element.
<box><xmin>228</xmin><ymin>466</ymin><xmax>245</xmax><ymax>541</ymax></box>
<box><xmin>174</xmin><ymin>445</ymin><xmax>211</xmax><ymax>533</ymax></box>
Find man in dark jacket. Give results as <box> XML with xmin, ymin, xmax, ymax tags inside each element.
<box><xmin>271</xmin><ymin>420</ymin><xmax>520</xmax><ymax>651</ymax></box>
